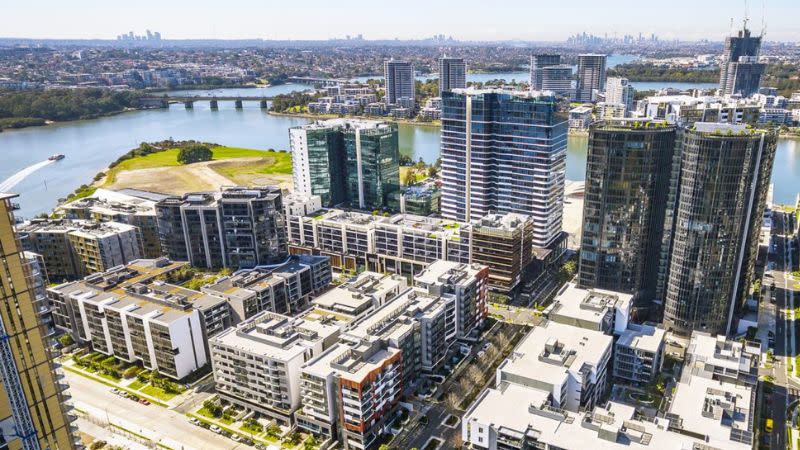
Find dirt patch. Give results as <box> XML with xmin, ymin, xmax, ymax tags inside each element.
<box><xmin>104</xmin><ymin>157</ymin><xmax>292</xmax><ymax>195</ymax></box>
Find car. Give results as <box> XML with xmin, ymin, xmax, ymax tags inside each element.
<box><xmin>209</xmin><ymin>425</ymin><xmax>221</xmax><ymax>434</ymax></box>
<box><xmin>129</xmin><ymin>395</ymin><xmax>139</xmax><ymax>402</ymax></box>
<box><xmin>110</xmin><ymin>388</ymin><xmax>120</xmax><ymax>395</ymax></box>
<box><xmin>477</xmin><ymin>350</ymin><xmax>486</xmax><ymax>358</ymax></box>
<box><xmin>139</xmin><ymin>399</ymin><xmax>150</xmax><ymax>405</ymax></box>
<box><xmin>120</xmin><ymin>391</ymin><xmax>129</xmax><ymax>398</ymax></box>
<box><xmin>483</xmin><ymin>342</ymin><xmax>493</xmax><ymax>351</ymax></box>
<box><xmin>231</xmin><ymin>435</ymin><xmax>242</xmax><ymax>443</ymax></box>
<box><xmin>188</xmin><ymin>418</ymin><xmax>200</xmax><ymax>426</ymax></box>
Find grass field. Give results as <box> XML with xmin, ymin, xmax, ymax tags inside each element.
<box><xmin>400</xmin><ymin>166</ymin><xmax>429</xmax><ymax>186</ymax></box>
<box><xmin>103</xmin><ymin>146</ymin><xmax>291</xmax><ymax>186</ymax></box>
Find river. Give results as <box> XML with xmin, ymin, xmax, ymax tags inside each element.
<box><xmin>1</xmin><ymin>100</ymin><xmax>798</xmax><ymax>219</ymax></box>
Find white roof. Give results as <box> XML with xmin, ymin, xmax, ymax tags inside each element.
<box><xmin>500</xmin><ymin>321</ymin><xmax>612</xmax><ymax>388</ymax></box>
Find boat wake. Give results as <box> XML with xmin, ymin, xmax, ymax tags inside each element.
<box><xmin>0</xmin><ymin>159</ymin><xmax>56</xmax><ymax>192</ymax></box>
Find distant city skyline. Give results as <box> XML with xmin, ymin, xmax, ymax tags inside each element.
<box><xmin>4</xmin><ymin>0</ymin><xmax>800</xmax><ymax>42</ymax></box>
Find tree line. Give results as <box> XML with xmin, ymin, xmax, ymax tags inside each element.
<box><xmin>607</xmin><ymin>64</ymin><xmax>719</xmax><ymax>83</ymax></box>
<box><xmin>0</xmin><ymin>88</ymin><xmax>142</xmax><ymax>125</ymax></box>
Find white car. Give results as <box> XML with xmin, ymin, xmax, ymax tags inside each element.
<box><xmin>210</xmin><ymin>425</ymin><xmax>221</xmax><ymax>434</ymax></box>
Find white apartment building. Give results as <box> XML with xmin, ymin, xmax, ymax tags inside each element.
<box><xmin>604</xmin><ymin>77</ymin><xmax>635</xmax><ymax>114</ymax></box>
<box><xmin>545</xmin><ymin>282</ymin><xmax>631</xmax><ymax>334</ymax></box>
<box><xmin>209</xmin><ymin>311</ymin><xmax>340</xmax><ymax>425</ymax></box>
<box><xmin>309</xmin><ymin>272</ymin><xmax>408</xmax><ymax>321</ymax></box>
<box><xmin>497</xmin><ymin>321</ymin><xmax>613</xmax><ymax>412</ymax></box>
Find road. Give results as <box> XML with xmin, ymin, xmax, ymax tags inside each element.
<box><xmin>768</xmin><ymin>210</ymin><xmax>798</xmax><ymax>449</ymax></box>
<box><xmin>64</xmin><ymin>369</ymin><xmax>252</xmax><ymax>450</ymax></box>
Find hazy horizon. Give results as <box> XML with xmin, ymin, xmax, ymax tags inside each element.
<box><xmin>5</xmin><ymin>0</ymin><xmax>800</xmax><ymax>42</ymax></box>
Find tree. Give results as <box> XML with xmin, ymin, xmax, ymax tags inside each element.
<box><xmin>466</xmin><ymin>366</ymin><xmax>483</xmax><ymax>385</ymax></box>
<box><xmin>58</xmin><ymin>333</ymin><xmax>74</xmax><ymax>347</ymax></box>
<box><xmin>177</xmin><ymin>144</ymin><xmax>213</xmax><ymax>165</ymax></box>
<box><xmin>403</xmin><ymin>169</ymin><xmax>418</xmax><ymax>186</ymax></box>
<box><xmin>427</xmin><ymin>166</ymin><xmax>438</xmax><ymax>178</ymax></box>
<box><xmin>445</xmin><ymin>392</ymin><xmax>461</xmax><ymax>411</ymax></box>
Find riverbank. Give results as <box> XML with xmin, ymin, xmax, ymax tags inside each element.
<box><xmin>268</xmin><ymin>110</ymin><xmax>442</xmax><ymax>128</ymax></box>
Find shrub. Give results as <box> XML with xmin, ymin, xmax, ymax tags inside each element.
<box><xmin>177</xmin><ymin>144</ymin><xmax>212</xmax><ymax>165</ymax></box>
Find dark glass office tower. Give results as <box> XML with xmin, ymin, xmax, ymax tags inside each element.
<box><xmin>578</xmin><ymin>120</ymin><xmax>676</xmax><ymax>309</ymax></box>
<box><xmin>344</xmin><ymin>122</ymin><xmax>400</xmax><ymax>210</ymax></box>
<box><xmin>529</xmin><ymin>54</ymin><xmax>562</xmax><ymax>90</ymax></box>
<box><xmin>440</xmin><ymin>89</ymin><xmax>567</xmax><ymax>249</ymax></box>
<box><xmin>439</xmin><ymin>56</ymin><xmax>466</xmax><ymax>96</ymax></box>
<box><xmin>662</xmin><ymin>123</ymin><xmax>777</xmax><ymax>335</ymax></box>
<box><xmin>719</xmin><ymin>24</ymin><xmax>765</xmax><ymax>97</ymax></box>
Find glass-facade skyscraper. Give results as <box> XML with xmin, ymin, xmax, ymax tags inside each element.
<box><xmin>661</xmin><ymin>123</ymin><xmax>777</xmax><ymax>335</ymax></box>
<box><xmin>575</xmin><ymin>54</ymin><xmax>607</xmax><ymax>102</ymax></box>
<box><xmin>343</xmin><ymin>123</ymin><xmax>400</xmax><ymax>210</ymax></box>
<box><xmin>440</xmin><ymin>89</ymin><xmax>567</xmax><ymax>249</ymax></box>
<box><xmin>719</xmin><ymin>24</ymin><xmax>765</xmax><ymax>97</ymax></box>
<box><xmin>439</xmin><ymin>56</ymin><xmax>466</xmax><ymax>96</ymax></box>
<box><xmin>290</xmin><ymin>119</ymin><xmax>400</xmax><ymax>211</ymax></box>
<box><xmin>578</xmin><ymin>120</ymin><xmax>677</xmax><ymax>311</ymax></box>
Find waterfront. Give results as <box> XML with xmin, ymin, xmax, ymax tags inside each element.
<box><xmin>1</xmin><ymin>102</ymin><xmax>798</xmax><ymax>219</ymax></box>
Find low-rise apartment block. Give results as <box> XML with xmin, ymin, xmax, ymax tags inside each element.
<box><xmin>288</xmin><ymin>209</ymin><xmax>533</xmax><ymax>292</ymax></box>
<box><xmin>19</xmin><ymin>218</ymin><xmax>141</xmax><ymax>281</ymax></box>
<box><xmin>209</xmin><ymin>311</ymin><xmax>340</xmax><ymax>426</ymax></box>
<box><xmin>155</xmin><ymin>186</ymin><xmax>287</xmax><ymax>269</ymax></box>
<box><xmin>307</xmin><ymin>272</ymin><xmax>408</xmax><ymax>322</ymax></box>
<box><xmin>298</xmin><ymin>340</ymin><xmax>402</xmax><ymax>450</ymax></box>
<box><xmin>58</xmin><ymin>188</ymin><xmax>165</xmax><ymax>258</ymax></box>
<box><xmin>203</xmin><ymin>254</ymin><xmax>332</xmax><ymax>323</ymax></box>
<box><xmin>497</xmin><ymin>321</ymin><xmax>613</xmax><ymax>412</ymax></box>
<box><xmin>613</xmin><ymin>323</ymin><xmax>666</xmax><ymax>384</ymax></box>
<box><xmin>545</xmin><ymin>282</ymin><xmax>631</xmax><ymax>334</ymax></box>
<box><xmin>48</xmin><ymin>258</ymin><xmax>230</xmax><ymax>379</ymax></box>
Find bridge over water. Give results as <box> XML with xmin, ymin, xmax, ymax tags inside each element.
<box><xmin>139</xmin><ymin>95</ymin><xmax>274</xmax><ymax>110</ymax></box>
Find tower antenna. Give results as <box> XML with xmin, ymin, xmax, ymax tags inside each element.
<box><xmin>761</xmin><ymin>0</ymin><xmax>767</xmax><ymax>37</ymax></box>
<box><xmin>743</xmin><ymin>0</ymin><xmax>749</xmax><ymax>31</ymax></box>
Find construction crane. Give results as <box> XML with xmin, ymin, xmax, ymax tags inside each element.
<box><xmin>0</xmin><ymin>312</ymin><xmax>41</xmax><ymax>450</ymax></box>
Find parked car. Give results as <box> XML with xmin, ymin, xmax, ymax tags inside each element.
<box><xmin>209</xmin><ymin>425</ymin><xmax>221</xmax><ymax>434</ymax></box>
<box><xmin>188</xmin><ymin>418</ymin><xmax>201</xmax><ymax>426</ymax></box>
<box><xmin>139</xmin><ymin>399</ymin><xmax>150</xmax><ymax>405</ymax></box>
<box><xmin>110</xmin><ymin>388</ymin><xmax>120</xmax><ymax>395</ymax></box>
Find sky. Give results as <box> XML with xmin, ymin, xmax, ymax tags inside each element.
<box><xmin>4</xmin><ymin>0</ymin><xmax>800</xmax><ymax>42</ymax></box>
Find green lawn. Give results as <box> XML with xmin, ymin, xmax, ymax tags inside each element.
<box><xmin>128</xmin><ymin>380</ymin><xmax>146</xmax><ymax>390</ymax></box>
<box><xmin>104</xmin><ymin>146</ymin><xmax>291</xmax><ymax>185</ymax></box>
<box><xmin>141</xmin><ymin>385</ymin><xmax>178</xmax><ymax>401</ymax></box>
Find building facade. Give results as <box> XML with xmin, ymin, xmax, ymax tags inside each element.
<box><xmin>203</xmin><ymin>254</ymin><xmax>332</xmax><ymax>323</ymax></box>
<box><xmin>18</xmin><ymin>219</ymin><xmax>142</xmax><ymax>281</ymax></box>
<box><xmin>439</xmin><ymin>56</ymin><xmax>466</xmax><ymax>96</ymax></box>
<box><xmin>384</xmin><ymin>60</ymin><xmax>415</xmax><ymax>108</ymax></box>
<box><xmin>58</xmin><ymin>188</ymin><xmax>164</xmax><ymax>258</ymax></box>
<box><xmin>578</xmin><ymin>120</ymin><xmax>677</xmax><ymax>308</ymax></box>
<box><xmin>155</xmin><ymin>186</ymin><xmax>287</xmax><ymax>269</ymax></box>
<box><xmin>661</xmin><ymin>124</ymin><xmax>777</xmax><ymax>335</ymax></box>
<box><xmin>209</xmin><ymin>312</ymin><xmax>340</xmax><ymax>426</ymax></box>
<box><xmin>604</xmin><ymin>77</ymin><xmax>635</xmax><ymax>115</ymax></box>
<box><xmin>290</xmin><ymin>119</ymin><xmax>400</xmax><ymax>211</ymax></box>
<box><xmin>440</xmin><ymin>88</ymin><xmax>567</xmax><ymax>249</ymax></box>
<box><xmin>575</xmin><ymin>54</ymin><xmax>607</xmax><ymax>102</ymax></box>
<box><xmin>48</xmin><ymin>259</ymin><xmax>229</xmax><ymax>379</ymax></box>
<box><xmin>0</xmin><ymin>193</ymin><xmax>79</xmax><ymax>450</ymax></box>
<box><xmin>719</xmin><ymin>24</ymin><xmax>765</xmax><ymax>97</ymax></box>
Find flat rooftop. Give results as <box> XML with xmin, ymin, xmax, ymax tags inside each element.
<box><xmin>547</xmin><ymin>282</ymin><xmax>631</xmax><ymax>331</ymax></box>
<box><xmin>669</xmin><ymin>373</ymin><xmax>754</xmax><ymax>449</ymax></box>
<box><xmin>312</xmin><ymin>272</ymin><xmax>405</xmax><ymax>317</ymax></box>
<box><xmin>500</xmin><ymin>321</ymin><xmax>612</xmax><ymax>388</ymax></box>
<box><xmin>414</xmin><ymin>260</ymin><xmax>483</xmax><ymax>287</ymax></box>
<box><xmin>212</xmin><ymin>312</ymin><xmax>339</xmax><ymax>362</ymax></box>
<box><xmin>464</xmin><ymin>384</ymin><xmax>750</xmax><ymax>449</ymax></box>
<box><xmin>616</xmin><ymin>324</ymin><xmax>665</xmax><ymax>354</ymax></box>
